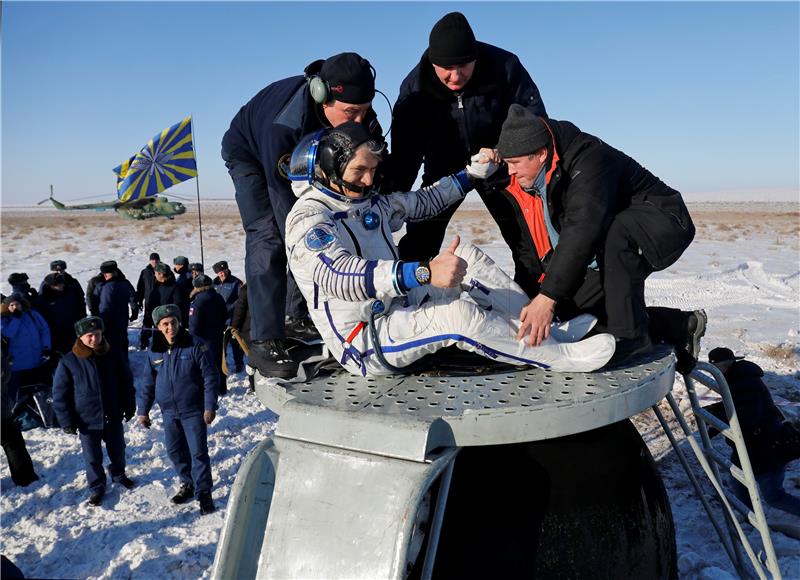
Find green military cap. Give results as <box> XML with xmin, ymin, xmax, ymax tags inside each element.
<box><xmin>152</xmin><ymin>304</ymin><xmax>182</xmax><ymax>325</ymax></box>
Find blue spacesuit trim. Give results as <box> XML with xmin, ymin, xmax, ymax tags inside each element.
<box><xmin>365</xmin><ymin>261</ymin><xmax>377</xmax><ymax>298</ymax></box>
<box><xmin>454</xmin><ymin>170</ymin><xmax>473</xmax><ymax>195</ymax></box>
<box><xmin>363</xmin><ymin>333</ymin><xmax>550</xmax><ymax>369</ymax></box>
<box><xmin>400</xmin><ymin>262</ymin><xmax>421</xmax><ymax>291</ymax></box>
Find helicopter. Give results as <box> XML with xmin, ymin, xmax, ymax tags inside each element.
<box><xmin>38</xmin><ymin>185</ymin><xmax>187</xmax><ymax>220</ymax></box>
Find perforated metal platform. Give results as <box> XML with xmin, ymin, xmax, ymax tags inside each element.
<box><xmin>256</xmin><ymin>345</ymin><xmax>676</xmax><ymax>459</ymax></box>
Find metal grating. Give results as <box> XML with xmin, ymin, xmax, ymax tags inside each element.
<box><xmin>264</xmin><ymin>346</ymin><xmax>674</xmax><ymax>420</ymax></box>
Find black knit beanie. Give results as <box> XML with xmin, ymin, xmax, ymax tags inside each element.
<box><xmin>428</xmin><ymin>12</ymin><xmax>477</xmax><ymax>66</ymax></box>
<box><xmin>320</xmin><ymin>53</ymin><xmax>375</xmax><ymax>105</ymax></box>
<box><xmin>496</xmin><ymin>104</ymin><xmax>550</xmax><ymax>159</ymax></box>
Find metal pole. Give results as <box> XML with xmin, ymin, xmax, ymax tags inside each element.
<box><xmin>190</xmin><ymin>115</ymin><xmax>205</xmax><ymax>266</ymax></box>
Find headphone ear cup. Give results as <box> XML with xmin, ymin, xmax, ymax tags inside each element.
<box><xmin>308</xmin><ymin>76</ymin><xmax>329</xmax><ymax>104</ymax></box>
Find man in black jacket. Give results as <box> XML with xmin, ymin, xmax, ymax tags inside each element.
<box><xmin>492</xmin><ymin>105</ymin><xmax>704</xmax><ymax>367</ymax></box>
<box><xmin>136</xmin><ymin>252</ymin><xmax>160</xmax><ymax>349</ymax></box>
<box><xmin>392</xmin><ymin>11</ymin><xmax>547</xmax><ymax>261</ymax></box>
<box><xmin>221</xmin><ymin>52</ymin><xmax>379</xmax><ymax>377</ymax></box>
<box><xmin>189</xmin><ymin>275</ymin><xmax>229</xmax><ymax>395</ymax></box>
<box><xmin>709</xmin><ymin>347</ymin><xmax>800</xmax><ymax>518</ymax></box>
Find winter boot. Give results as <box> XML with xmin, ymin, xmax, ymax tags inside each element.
<box><xmin>171</xmin><ymin>483</ymin><xmax>194</xmax><ymax>505</ymax></box>
<box><xmin>249</xmin><ymin>340</ymin><xmax>298</xmax><ymax>379</ymax></box>
<box><xmin>285</xmin><ymin>316</ymin><xmax>322</xmax><ymax>344</ymax></box>
<box><xmin>198</xmin><ymin>491</ymin><xmax>215</xmax><ymax>515</ymax></box>
<box><xmin>87</xmin><ymin>491</ymin><xmax>104</xmax><ymax>506</ymax></box>
<box><xmin>116</xmin><ymin>475</ymin><xmax>135</xmax><ymax>490</ymax></box>
<box><xmin>606</xmin><ymin>335</ymin><xmax>654</xmax><ymax>368</ymax></box>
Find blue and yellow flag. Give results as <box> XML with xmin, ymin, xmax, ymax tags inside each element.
<box><xmin>114</xmin><ymin>116</ymin><xmax>197</xmax><ymax>202</ymax></box>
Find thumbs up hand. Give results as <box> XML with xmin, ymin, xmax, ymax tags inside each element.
<box><xmin>430</xmin><ymin>236</ymin><xmax>467</xmax><ymax>288</ymax></box>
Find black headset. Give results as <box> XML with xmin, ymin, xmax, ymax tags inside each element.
<box><xmin>305</xmin><ymin>58</ymin><xmax>377</xmax><ymax>105</ymax></box>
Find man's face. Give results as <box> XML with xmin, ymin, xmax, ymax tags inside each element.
<box><xmin>79</xmin><ymin>329</ymin><xmax>102</xmax><ymax>349</ymax></box>
<box><xmin>174</xmin><ymin>264</ymin><xmax>185</xmax><ymax>273</ymax></box>
<box><xmin>339</xmin><ymin>146</ymin><xmax>380</xmax><ymax>199</ymax></box>
<box><xmin>432</xmin><ymin>61</ymin><xmax>476</xmax><ymax>91</ymax></box>
<box><xmin>191</xmin><ymin>270</ymin><xmax>200</xmax><ymax>278</ymax></box>
<box><xmin>322</xmin><ymin>100</ymin><xmax>372</xmax><ymax>127</ymax></box>
<box><xmin>102</xmin><ymin>272</ymin><xmax>113</xmax><ymax>281</ymax></box>
<box><xmin>217</xmin><ymin>270</ymin><xmax>228</xmax><ymax>283</ymax></box>
<box><xmin>149</xmin><ymin>259</ymin><xmax>159</xmax><ymax>268</ymax></box>
<box><xmin>157</xmin><ymin>316</ymin><xmax>180</xmax><ymax>343</ymax></box>
<box><xmin>154</xmin><ymin>271</ymin><xmax>167</xmax><ymax>283</ymax></box>
<box><xmin>504</xmin><ymin>148</ymin><xmax>548</xmax><ymax>190</ymax></box>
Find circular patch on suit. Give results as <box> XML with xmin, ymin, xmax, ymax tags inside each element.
<box><xmin>304</xmin><ymin>225</ymin><xmax>337</xmax><ymax>251</ymax></box>
<box><xmin>276</xmin><ymin>152</ymin><xmax>292</xmax><ymax>182</ymax></box>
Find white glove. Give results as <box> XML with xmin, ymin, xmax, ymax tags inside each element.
<box><xmin>465</xmin><ymin>152</ymin><xmax>499</xmax><ymax>180</ymax></box>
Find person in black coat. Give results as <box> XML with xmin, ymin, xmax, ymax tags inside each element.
<box><xmin>7</xmin><ymin>272</ymin><xmax>46</xmax><ymax>315</ymax></box>
<box><xmin>0</xmin><ymin>336</ymin><xmax>39</xmax><ymax>487</ymax></box>
<box><xmin>39</xmin><ymin>273</ymin><xmax>86</xmax><ymax>354</ymax></box>
<box><xmin>229</xmin><ymin>282</ymin><xmax>255</xmax><ymax>393</ymax></box>
<box><xmin>188</xmin><ymin>275</ymin><xmax>229</xmax><ymax>395</ymax></box>
<box><xmin>97</xmin><ymin>262</ymin><xmax>138</xmax><ymax>358</ymax></box>
<box><xmin>136</xmin><ymin>252</ymin><xmax>161</xmax><ymax>349</ymax></box>
<box><xmin>52</xmin><ymin>316</ymin><xmax>136</xmax><ymax>505</ymax></box>
<box><xmin>709</xmin><ymin>347</ymin><xmax>800</xmax><ymax>517</ymax></box>
<box><xmin>221</xmin><ymin>52</ymin><xmax>381</xmax><ymax>374</ymax></box>
<box><xmin>392</xmin><ymin>12</ymin><xmax>547</xmax><ymax>261</ymax></box>
<box><xmin>490</xmin><ymin>106</ymin><xmax>703</xmax><ymax>368</ymax></box>
<box><xmin>153</xmin><ymin>262</ymin><xmax>188</xmax><ymax>325</ymax></box>
<box><xmin>173</xmin><ymin>256</ymin><xmax>193</xmax><ymax>303</ymax></box>
<box><xmin>38</xmin><ymin>260</ymin><xmax>85</xmax><ymax>304</ymax></box>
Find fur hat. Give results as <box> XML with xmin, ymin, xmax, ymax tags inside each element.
<box><xmin>100</xmin><ymin>260</ymin><xmax>118</xmax><ymax>274</ymax></box>
<box><xmin>152</xmin><ymin>304</ymin><xmax>181</xmax><ymax>325</ymax></box>
<box><xmin>74</xmin><ymin>316</ymin><xmax>104</xmax><ymax>337</ymax></box>
<box><xmin>496</xmin><ymin>104</ymin><xmax>550</xmax><ymax>159</ymax></box>
<box><xmin>154</xmin><ymin>262</ymin><xmax>172</xmax><ymax>275</ymax></box>
<box><xmin>192</xmin><ymin>274</ymin><xmax>213</xmax><ymax>288</ymax></box>
<box><xmin>7</xmin><ymin>273</ymin><xmax>29</xmax><ymax>286</ymax></box>
<box><xmin>173</xmin><ymin>256</ymin><xmax>189</xmax><ymax>267</ymax></box>
<box><xmin>212</xmin><ymin>260</ymin><xmax>229</xmax><ymax>274</ymax></box>
<box><xmin>428</xmin><ymin>12</ymin><xmax>477</xmax><ymax>66</ymax></box>
<box><xmin>190</xmin><ymin>262</ymin><xmax>204</xmax><ymax>272</ymax></box>
<box><xmin>44</xmin><ymin>273</ymin><xmax>66</xmax><ymax>287</ymax></box>
<box><xmin>50</xmin><ymin>260</ymin><xmax>67</xmax><ymax>272</ymax></box>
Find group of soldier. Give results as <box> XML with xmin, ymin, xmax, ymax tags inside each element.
<box><xmin>1</xmin><ymin>254</ymin><xmax>249</xmax><ymax>514</ymax></box>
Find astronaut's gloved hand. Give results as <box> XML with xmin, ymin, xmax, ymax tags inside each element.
<box><xmin>465</xmin><ymin>148</ymin><xmax>499</xmax><ymax>180</ymax></box>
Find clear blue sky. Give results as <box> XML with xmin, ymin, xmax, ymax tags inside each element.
<box><xmin>2</xmin><ymin>1</ymin><xmax>798</xmax><ymax>205</ymax></box>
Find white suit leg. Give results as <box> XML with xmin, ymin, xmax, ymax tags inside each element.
<box><xmin>453</xmin><ymin>243</ymin><xmax>529</xmax><ymax>318</ymax></box>
<box><xmin>363</xmin><ymin>289</ymin><xmax>615</xmax><ymax>375</ymax></box>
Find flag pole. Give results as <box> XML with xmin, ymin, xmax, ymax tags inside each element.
<box><xmin>190</xmin><ymin>115</ymin><xmax>205</xmax><ymax>266</ymax></box>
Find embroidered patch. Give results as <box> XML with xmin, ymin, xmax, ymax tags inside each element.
<box><xmin>305</xmin><ymin>225</ymin><xmax>337</xmax><ymax>251</ymax></box>
<box><xmin>277</xmin><ymin>152</ymin><xmax>292</xmax><ymax>181</ymax></box>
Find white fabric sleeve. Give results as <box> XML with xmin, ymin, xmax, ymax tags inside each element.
<box><xmin>379</xmin><ymin>171</ymin><xmax>472</xmax><ymax>232</ymax></box>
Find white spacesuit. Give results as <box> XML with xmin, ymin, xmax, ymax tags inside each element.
<box><xmin>284</xmin><ymin>125</ymin><xmax>615</xmax><ymax>377</ymax></box>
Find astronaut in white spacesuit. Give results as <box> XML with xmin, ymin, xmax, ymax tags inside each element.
<box><xmin>284</xmin><ymin>122</ymin><xmax>615</xmax><ymax>377</ymax></box>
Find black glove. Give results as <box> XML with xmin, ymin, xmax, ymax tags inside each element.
<box><xmin>63</xmin><ymin>426</ymin><xmax>77</xmax><ymax>435</ymax></box>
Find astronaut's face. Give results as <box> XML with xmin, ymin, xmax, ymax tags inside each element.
<box><xmin>339</xmin><ymin>146</ymin><xmax>380</xmax><ymax>199</ymax></box>
<box><xmin>504</xmin><ymin>147</ymin><xmax>548</xmax><ymax>190</ymax></box>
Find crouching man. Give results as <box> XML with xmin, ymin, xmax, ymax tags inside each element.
<box><xmin>285</xmin><ymin>123</ymin><xmax>615</xmax><ymax>377</ymax></box>
<box><xmin>138</xmin><ymin>304</ymin><xmax>219</xmax><ymax>515</ymax></box>
<box><xmin>53</xmin><ymin>316</ymin><xmax>136</xmax><ymax>506</ymax></box>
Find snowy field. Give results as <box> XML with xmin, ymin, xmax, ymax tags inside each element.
<box><xmin>1</xmin><ymin>200</ymin><xmax>798</xmax><ymax>579</ymax></box>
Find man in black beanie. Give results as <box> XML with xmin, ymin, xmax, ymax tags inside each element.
<box><xmin>220</xmin><ymin>52</ymin><xmax>381</xmax><ymax>375</ymax></box>
<box><xmin>492</xmin><ymin>105</ymin><xmax>705</xmax><ymax>368</ymax></box>
<box><xmin>136</xmin><ymin>253</ymin><xmax>161</xmax><ymax>349</ymax></box>
<box><xmin>391</xmin><ymin>11</ymin><xmax>547</xmax><ymax>262</ymax></box>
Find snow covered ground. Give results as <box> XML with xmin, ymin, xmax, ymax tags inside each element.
<box><xmin>1</xmin><ymin>200</ymin><xmax>798</xmax><ymax>578</ymax></box>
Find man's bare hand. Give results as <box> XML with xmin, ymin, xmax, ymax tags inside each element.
<box><xmin>204</xmin><ymin>410</ymin><xmax>216</xmax><ymax>425</ymax></box>
<box><xmin>517</xmin><ymin>294</ymin><xmax>556</xmax><ymax>346</ymax></box>
<box><xmin>430</xmin><ymin>236</ymin><xmax>467</xmax><ymax>288</ymax></box>
<box><xmin>138</xmin><ymin>415</ymin><xmax>151</xmax><ymax>429</ymax></box>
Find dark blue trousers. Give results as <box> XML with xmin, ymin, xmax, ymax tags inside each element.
<box><xmin>223</xmin><ymin>154</ymin><xmax>307</xmax><ymax>341</ymax></box>
<box><xmin>163</xmin><ymin>413</ymin><xmax>212</xmax><ymax>496</ymax></box>
<box><xmin>79</xmin><ymin>421</ymin><xmax>126</xmax><ymax>494</ymax></box>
